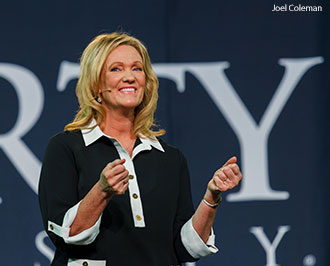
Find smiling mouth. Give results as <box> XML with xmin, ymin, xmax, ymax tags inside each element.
<box><xmin>119</xmin><ymin>87</ymin><xmax>136</xmax><ymax>93</ymax></box>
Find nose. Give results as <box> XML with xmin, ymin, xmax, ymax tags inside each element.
<box><xmin>123</xmin><ymin>70</ymin><xmax>135</xmax><ymax>83</ymax></box>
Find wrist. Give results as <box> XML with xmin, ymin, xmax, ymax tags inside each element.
<box><xmin>203</xmin><ymin>197</ymin><xmax>221</xmax><ymax>208</ymax></box>
<box><xmin>97</xmin><ymin>178</ymin><xmax>114</xmax><ymax>199</ymax></box>
<box><xmin>204</xmin><ymin>189</ymin><xmax>222</xmax><ymax>204</ymax></box>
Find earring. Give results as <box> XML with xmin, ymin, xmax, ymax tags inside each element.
<box><xmin>96</xmin><ymin>96</ymin><xmax>102</xmax><ymax>104</ymax></box>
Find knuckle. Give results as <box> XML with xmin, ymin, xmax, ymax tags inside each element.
<box><xmin>107</xmin><ymin>169</ymin><xmax>115</xmax><ymax>177</ymax></box>
<box><xmin>223</xmin><ymin>167</ymin><xmax>230</xmax><ymax>174</ymax></box>
<box><xmin>107</xmin><ymin>181</ymin><xmax>114</xmax><ymax>188</ymax></box>
<box><xmin>103</xmin><ymin>170</ymin><xmax>111</xmax><ymax>178</ymax></box>
<box><xmin>117</xmin><ymin>165</ymin><xmax>126</xmax><ymax>172</ymax></box>
<box><xmin>109</xmin><ymin>159</ymin><xmax>120</xmax><ymax>167</ymax></box>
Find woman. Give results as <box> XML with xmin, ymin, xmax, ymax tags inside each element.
<box><xmin>38</xmin><ymin>32</ymin><xmax>242</xmax><ymax>266</ymax></box>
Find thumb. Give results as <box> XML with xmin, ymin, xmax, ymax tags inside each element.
<box><xmin>223</xmin><ymin>156</ymin><xmax>237</xmax><ymax>166</ymax></box>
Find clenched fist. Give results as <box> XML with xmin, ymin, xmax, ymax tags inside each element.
<box><xmin>208</xmin><ymin>156</ymin><xmax>242</xmax><ymax>194</ymax></box>
<box><xmin>99</xmin><ymin>158</ymin><xmax>130</xmax><ymax>196</ymax></box>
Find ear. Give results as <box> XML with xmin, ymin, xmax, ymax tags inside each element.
<box><xmin>97</xmin><ymin>85</ymin><xmax>102</xmax><ymax>96</ymax></box>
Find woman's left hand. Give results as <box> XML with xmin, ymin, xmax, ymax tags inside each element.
<box><xmin>194</xmin><ymin>156</ymin><xmax>242</xmax><ymax>242</ymax></box>
<box><xmin>208</xmin><ymin>156</ymin><xmax>242</xmax><ymax>194</ymax></box>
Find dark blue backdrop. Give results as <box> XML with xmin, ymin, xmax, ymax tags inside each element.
<box><xmin>0</xmin><ymin>0</ymin><xmax>329</xmax><ymax>265</ymax></box>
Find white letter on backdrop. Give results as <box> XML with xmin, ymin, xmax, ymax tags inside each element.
<box><xmin>250</xmin><ymin>226</ymin><xmax>290</xmax><ymax>266</ymax></box>
<box><xmin>153</xmin><ymin>57</ymin><xmax>323</xmax><ymax>201</ymax></box>
<box><xmin>0</xmin><ymin>63</ymin><xmax>44</xmax><ymax>193</ymax></box>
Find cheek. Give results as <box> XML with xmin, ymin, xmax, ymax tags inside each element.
<box><xmin>137</xmin><ymin>75</ymin><xmax>146</xmax><ymax>96</ymax></box>
<box><xmin>138</xmin><ymin>73</ymin><xmax>146</xmax><ymax>86</ymax></box>
<box><xmin>138</xmin><ymin>89</ymin><xmax>145</xmax><ymax>102</ymax></box>
<box><xmin>105</xmin><ymin>74</ymin><xmax>120</xmax><ymax>87</ymax></box>
<box><xmin>137</xmin><ymin>88</ymin><xmax>145</xmax><ymax>105</ymax></box>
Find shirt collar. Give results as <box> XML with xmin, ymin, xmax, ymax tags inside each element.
<box><xmin>139</xmin><ymin>134</ymin><xmax>164</xmax><ymax>152</ymax></box>
<box><xmin>81</xmin><ymin>119</ymin><xmax>164</xmax><ymax>152</ymax></box>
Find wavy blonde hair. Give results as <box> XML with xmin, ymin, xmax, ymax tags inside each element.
<box><xmin>65</xmin><ymin>32</ymin><xmax>165</xmax><ymax>138</ymax></box>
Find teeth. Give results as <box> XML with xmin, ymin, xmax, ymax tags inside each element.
<box><xmin>120</xmin><ymin>88</ymin><xmax>135</xmax><ymax>92</ymax></box>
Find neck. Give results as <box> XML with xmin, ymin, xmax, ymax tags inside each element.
<box><xmin>100</xmin><ymin>108</ymin><xmax>135</xmax><ymax>140</ymax></box>
<box><xmin>100</xmin><ymin>107</ymin><xmax>138</xmax><ymax>157</ymax></box>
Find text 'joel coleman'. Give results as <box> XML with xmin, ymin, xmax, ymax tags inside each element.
<box><xmin>272</xmin><ymin>4</ymin><xmax>323</xmax><ymax>12</ymax></box>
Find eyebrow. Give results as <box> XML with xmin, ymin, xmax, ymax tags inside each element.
<box><xmin>109</xmin><ymin>61</ymin><xmax>143</xmax><ymax>67</ymax></box>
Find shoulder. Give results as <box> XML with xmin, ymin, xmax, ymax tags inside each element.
<box><xmin>46</xmin><ymin>130</ymin><xmax>84</xmax><ymax>152</ymax></box>
<box><xmin>49</xmin><ymin>130</ymin><xmax>81</xmax><ymax>143</ymax></box>
<box><xmin>157</xmin><ymin>138</ymin><xmax>187</xmax><ymax>162</ymax></box>
<box><xmin>158</xmin><ymin>138</ymin><xmax>178</xmax><ymax>152</ymax></box>
<box><xmin>156</xmin><ymin>139</ymin><xmax>191</xmax><ymax>180</ymax></box>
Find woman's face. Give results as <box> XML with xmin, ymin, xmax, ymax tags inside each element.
<box><xmin>100</xmin><ymin>45</ymin><xmax>146</xmax><ymax>113</ymax></box>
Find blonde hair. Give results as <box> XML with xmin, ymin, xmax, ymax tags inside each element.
<box><xmin>65</xmin><ymin>32</ymin><xmax>165</xmax><ymax>138</ymax></box>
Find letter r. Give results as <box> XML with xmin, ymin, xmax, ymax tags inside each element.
<box><xmin>0</xmin><ymin>63</ymin><xmax>44</xmax><ymax>194</ymax></box>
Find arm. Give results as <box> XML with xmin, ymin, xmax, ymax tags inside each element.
<box><xmin>39</xmin><ymin>135</ymin><xmax>81</xmax><ymax>246</ymax></box>
<box><xmin>69</xmin><ymin>158</ymin><xmax>129</xmax><ymax>236</ymax></box>
<box><xmin>39</xmin><ymin>135</ymin><xmax>129</xmax><ymax>246</ymax></box>
<box><xmin>192</xmin><ymin>156</ymin><xmax>242</xmax><ymax>243</ymax></box>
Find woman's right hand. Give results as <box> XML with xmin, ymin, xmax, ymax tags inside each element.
<box><xmin>99</xmin><ymin>158</ymin><xmax>129</xmax><ymax>196</ymax></box>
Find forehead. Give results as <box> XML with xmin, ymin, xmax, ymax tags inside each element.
<box><xmin>106</xmin><ymin>45</ymin><xmax>143</xmax><ymax>64</ymax></box>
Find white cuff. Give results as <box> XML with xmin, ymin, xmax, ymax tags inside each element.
<box><xmin>47</xmin><ymin>201</ymin><xmax>102</xmax><ymax>245</ymax></box>
<box><xmin>180</xmin><ymin>218</ymin><xmax>219</xmax><ymax>259</ymax></box>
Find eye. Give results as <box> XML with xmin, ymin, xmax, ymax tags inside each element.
<box><xmin>133</xmin><ymin>67</ymin><xmax>143</xmax><ymax>71</ymax></box>
<box><xmin>110</xmin><ymin>67</ymin><xmax>120</xmax><ymax>72</ymax></box>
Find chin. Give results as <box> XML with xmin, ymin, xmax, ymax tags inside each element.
<box><xmin>121</xmin><ymin>102</ymin><xmax>140</xmax><ymax>110</ymax></box>
<box><xmin>125</xmin><ymin>99</ymin><xmax>143</xmax><ymax>107</ymax></box>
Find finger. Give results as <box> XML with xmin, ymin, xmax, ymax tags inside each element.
<box><xmin>213</xmin><ymin>175</ymin><xmax>228</xmax><ymax>192</ymax></box>
<box><xmin>117</xmin><ymin>182</ymin><xmax>129</xmax><ymax>195</ymax></box>
<box><xmin>115</xmin><ymin>169</ymin><xmax>129</xmax><ymax>182</ymax></box>
<box><xmin>227</xmin><ymin>163</ymin><xmax>242</xmax><ymax>180</ymax></box>
<box><xmin>109</xmin><ymin>164</ymin><xmax>127</xmax><ymax>176</ymax></box>
<box><xmin>212</xmin><ymin>165</ymin><xmax>242</xmax><ymax>192</ymax></box>
<box><xmin>118</xmin><ymin>158</ymin><xmax>126</xmax><ymax>165</ymax></box>
<box><xmin>215</xmin><ymin>167</ymin><xmax>236</xmax><ymax>187</ymax></box>
<box><xmin>112</xmin><ymin>176</ymin><xmax>130</xmax><ymax>195</ymax></box>
<box><xmin>107</xmin><ymin>158</ymin><xmax>126</xmax><ymax>169</ymax></box>
<box><xmin>228</xmin><ymin>163</ymin><xmax>240</xmax><ymax>175</ymax></box>
<box><xmin>116</xmin><ymin>175</ymin><xmax>129</xmax><ymax>187</ymax></box>
<box><xmin>221</xmin><ymin>156</ymin><xmax>236</xmax><ymax>167</ymax></box>
<box><xmin>217</xmin><ymin>164</ymin><xmax>235</xmax><ymax>178</ymax></box>
<box><xmin>214</xmin><ymin>169</ymin><xmax>226</xmax><ymax>181</ymax></box>
<box><xmin>102</xmin><ymin>168</ymin><xmax>121</xmax><ymax>181</ymax></box>
<box><xmin>106</xmin><ymin>169</ymin><xmax>129</xmax><ymax>186</ymax></box>
<box><xmin>215</xmin><ymin>175</ymin><xmax>237</xmax><ymax>191</ymax></box>
<box><xmin>224</xmin><ymin>167</ymin><xmax>242</xmax><ymax>188</ymax></box>
<box><xmin>222</xmin><ymin>166</ymin><xmax>236</xmax><ymax>181</ymax></box>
